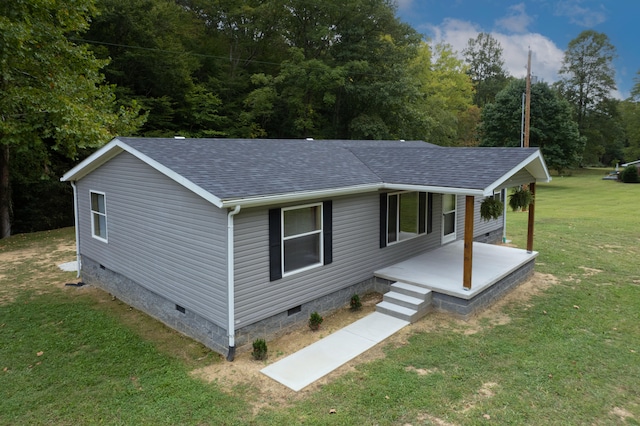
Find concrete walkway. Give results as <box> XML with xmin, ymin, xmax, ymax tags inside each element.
<box><xmin>260</xmin><ymin>312</ymin><xmax>409</xmax><ymax>391</ymax></box>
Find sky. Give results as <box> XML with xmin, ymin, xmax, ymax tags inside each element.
<box><xmin>395</xmin><ymin>0</ymin><xmax>639</xmax><ymax>99</ymax></box>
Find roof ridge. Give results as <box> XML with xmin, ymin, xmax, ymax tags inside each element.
<box><xmin>346</xmin><ymin>147</ymin><xmax>386</xmax><ymax>182</ymax></box>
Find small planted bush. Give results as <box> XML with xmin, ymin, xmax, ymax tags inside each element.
<box><xmin>620</xmin><ymin>165</ymin><xmax>639</xmax><ymax>183</ymax></box>
<box><xmin>308</xmin><ymin>311</ymin><xmax>323</xmax><ymax>331</ymax></box>
<box><xmin>251</xmin><ymin>338</ymin><xmax>268</xmax><ymax>360</ymax></box>
<box><xmin>350</xmin><ymin>294</ymin><xmax>362</xmax><ymax>311</ymax></box>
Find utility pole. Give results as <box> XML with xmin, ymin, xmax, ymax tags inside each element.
<box><xmin>524</xmin><ymin>48</ymin><xmax>531</xmax><ymax>148</ymax></box>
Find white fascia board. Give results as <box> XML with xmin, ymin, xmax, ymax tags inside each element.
<box><xmin>61</xmin><ymin>138</ymin><xmax>224</xmax><ymax>208</ymax></box>
<box><xmin>220</xmin><ymin>183</ymin><xmax>383</xmax><ymax>208</ymax></box>
<box><xmin>382</xmin><ymin>183</ymin><xmax>485</xmax><ymax>197</ymax></box>
<box><xmin>221</xmin><ymin>183</ymin><xmax>488</xmax><ymax>209</ymax></box>
<box><xmin>61</xmin><ymin>139</ymin><xmax>125</xmax><ymax>182</ymax></box>
<box><xmin>484</xmin><ymin>150</ymin><xmax>552</xmax><ymax>195</ymax></box>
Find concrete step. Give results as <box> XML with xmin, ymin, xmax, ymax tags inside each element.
<box><xmin>376</xmin><ymin>301</ymin><xmax>420</xmax><ymax>322</ymax></box>
<box><xmin>383</xmin><ymin>291</ymin><xmax>425</xmax><ymax>310</ymax></box>
<box><xmin>376</xmin><ymin>281</ymin><xmax>433</xmax><ymax>323</ymax></box>
<box><xmin>390</xmin><ymin>281</ymin><xmax>432</xmax><ymax>301</ymax></box>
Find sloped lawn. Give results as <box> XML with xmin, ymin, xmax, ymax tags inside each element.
<box><xmin>2</xmin><ymin>168</ymin><xmax>640</xmax><ymax>425</ymax></box>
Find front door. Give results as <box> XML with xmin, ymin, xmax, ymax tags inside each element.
<box><xmin>442</xmin><ymin>194</ymin><xmax>457</xmax><ymax>244</ymax></box>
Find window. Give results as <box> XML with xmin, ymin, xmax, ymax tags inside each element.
<box><xmin>90</xmin><ymin>191</ymin><xmax>107</xmax><ymax>242</ymax></box>
<box><xmin>442</xmin><ymin>194</ymin><xmax>457</xmax><ymax>244</ymax></box>
<box><xmin>380</xmin><ymin>191</ymin><xmax>430</xmax><ymax>247</ymax></box>
<box><xmin>269</xmin><ymin>201</ymin><xmax>332</xmax><ymax>281</ymax></box>
<box><xmin>282</xmin><ymin>204</ymin><xmax>323</xmax><ymax>274</ymax></box>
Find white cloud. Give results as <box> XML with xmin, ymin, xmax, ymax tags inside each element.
<box><xmin>495</xmin><ymin>3</ymin><xmax>533</xmax><ymax>33</ymax></box>
<box><xmin>394</xmin><ymin>0</ymin><xmax>414</xmax><ymax>13</ymax></box>
<box><xmin>554</xmin><ymin>0</ymin><xmax>607</xmax><ymax>27</ymax></box>
<box><xmin>426</xmin><ymin>19</ymin><xmax>565</xmax><ymax>85</ymax></box>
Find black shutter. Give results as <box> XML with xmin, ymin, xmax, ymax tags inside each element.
<box><xmin>268</xmin><ymin>208</ymin><xmax>282</xmax><ymax>281</ymax></box>
<box><xmin>323</xmin><ymin>200</ymin><xmax>332</xmax><ymax>265</ymax></box>
<box><xmin>427</xmin><ymin>192</ymin><xmax>433</xmax><ymax>234</ymax></box>
<box><xmin>379</xmin><ymin>193</ymin><xmax>387</xmax><ymax>248</ymax></box>
<box><xmin>418</xmin><ymin>192</ymin><xmax>427</xmax><ymax>234</ymax></box>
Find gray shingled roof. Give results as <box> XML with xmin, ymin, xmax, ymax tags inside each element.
<box><xmin>63</xmin><ymin>137</ymin><xmax>548</xmax><ymax>204</ymax></box>
<box><xmin>119</xmin><ymin>138</ymin><xmax>440</xmax><ymax>199</ymax></box>
<box><xmin>348</xmin><ymin>146</ymin><xmax>541</xmax><ymax>190</ymax></box>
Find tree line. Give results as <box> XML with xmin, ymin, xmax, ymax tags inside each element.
<box><xmin>2</xmin><ymin>0</ymin><xmax>639</xmax><ymax>237</ymax></box>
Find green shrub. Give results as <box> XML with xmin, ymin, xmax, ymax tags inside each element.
<box><xmin>620</xmin><ymin>165</ymin><xmax>639</xmax><ymax>183</ymax></box>
<box><xmin>350</xmin><ymin>294</ymin><xmax>362</xmax><ymax>311</ymax></box>
<box><xmin>251</xmin><ymin>338</ymin><xmax>268</xmax><ymax>360</ymax></box>
<box><xmin>308</xmin><ymin>311</ymin><xmax>323</xmax><ymax>330</ymax></box>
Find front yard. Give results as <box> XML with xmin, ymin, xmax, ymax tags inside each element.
<box><xmin>1</xmin><ymin>168</ymin><xmax>640</xmax><ymax>425</ymax></box>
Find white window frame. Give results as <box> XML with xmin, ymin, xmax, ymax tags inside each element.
<box><xmin>281</xmin><ymin>202</ymin><xmax>323</xmax><ymax>276</ymax></box>
<box><xmin>90</xmin><ymin>191</ymin><xmax>108</xmax><ymax>243</ymax></box>
<box><xmin>387</xmin><ymin>191</ymin><xmax>423</xmax><ymax>246</ymax></box>
<box><xmin>442</xmin><ymin>193</ymin><xmax>457</xmax><ymax>245</ymax></box>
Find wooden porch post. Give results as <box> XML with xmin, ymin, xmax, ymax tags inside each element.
<box><xmin>463</xmin><ymin>195</ymin><xmax>474</xmax><ymax>290</ymax></box>
<box><xmin>526</xmin><ymin>182</ymin><xmax>536</xmax><ymax>252</ymax></box>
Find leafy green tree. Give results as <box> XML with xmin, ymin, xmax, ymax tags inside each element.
<box><xmin>632</xmin><ymin>70</ymin><xmax>640</xmax><ymax>101</ymax></box>
<box><xmin>579</xmin><ymin>98</ymin><xmax>625</xmax><ymax>166</ymax></box>
<box><xmin>620</xmin><ymin>71</ymin><xmax>640</xmax><ymax>162</ymax></box>
<box><xmin>0</xmin><ymin>0</ymin><xmax>144</xmax><ymax>238</ymax></box>
<box><xmin>85</xmin><ymin>0</ymin><xmax>204</xmax><ymax>135</ymax></box>
<box><xmin>242</xmin><ymin>0</ymin><xmax>422</xmax><ymax>140</ymax></box>
<box><xmin>481</xmin><ymin>79</ymin><xmax>584</xmax><ymax>174</ymax></box>
<box><xmin>408</xmin><ymin>42</ymin><xmax>474</xmax><ymax>145</ymax></box>
<box><xmin>176</xmin><ymin>0</ymin><xmax>286</xmax><ymax>136</ymax></box>
<box><xmin>462</xmin><ymin>32</ymin><xmax>510</xmax><ymax>107</ymax></box>
<box><xmin>555</xmin><ymin>30</ymin><xmax>617</xmax><ymax>128</ymax></box>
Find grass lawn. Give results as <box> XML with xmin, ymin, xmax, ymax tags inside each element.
<box><xmin>2</xmin><ymin>168</ymin><xmax>640</xmax><ymax>425</ymax></box>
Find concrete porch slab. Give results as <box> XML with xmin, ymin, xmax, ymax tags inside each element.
<box><xmin>261</xmin><ymin>312</ymin><xmax>409</xmax><ymax>391</ymax></box>
<box><xmin>375</xmin><ymin>241</ymin><xmax>538</xmax><ymax>299</ymax></box>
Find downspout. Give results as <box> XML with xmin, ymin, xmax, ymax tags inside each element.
<box><xmin>226</xmin><ymin>205</ymin><xmax>241</xmax><ymax>361</ymax></box>
<box><xmin>70</xmin><ymin>182</ymin><xmax>81</xmax><ymax>278</ymax></box>
<box><xmin>502</xmin><ymin>188</ymin><xmax>508</xmax><ymax>243</ymax></box>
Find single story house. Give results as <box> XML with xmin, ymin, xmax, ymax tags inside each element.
<box><xmin>62</xmin><ymin>137</ymin><xmax>550</xmax><ymax>360</ymax></box>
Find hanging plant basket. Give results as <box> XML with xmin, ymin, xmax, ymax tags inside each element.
<box><xmin>508</xmin><ymin>187</ymin><xmax>534</xmax><ymax>211</ymax></box>
<box><xmin>480</xmin><ymin>197</ymin><xmax>504</xmax><ymax>221</ymax></box>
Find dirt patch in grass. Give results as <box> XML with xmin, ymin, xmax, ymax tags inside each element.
<box><xmin>192</xmin><ymin>272</ymin><xmax>559</xmax><ymax>412</ymax></box>
<box><xmin>610</xmin><ymin>406</ymin><xmax>635</xmax><ymax>422</ymax></box>
<box><xmin>0</xmin><ymin>239</ymin><xmax>77</xmax><ymax>305</ymax></box>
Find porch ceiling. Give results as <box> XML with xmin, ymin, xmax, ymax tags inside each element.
<box><xmin>374</xmin><ymin>241</ymin><xmax>538</xmax><ymax>300</ymax></box>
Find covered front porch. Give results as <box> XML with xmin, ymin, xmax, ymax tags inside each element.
<box><xmin>374</xmin><ymin>241</ymin><xmax>538</xmax><ymax>318</ymax></box>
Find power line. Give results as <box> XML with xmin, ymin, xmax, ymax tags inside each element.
<box><xmin>69</xmin><ymin>37</ymin><xmax>400</xmax><ymax>79</ymax></box>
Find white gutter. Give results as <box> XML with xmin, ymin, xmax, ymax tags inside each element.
<box><xmin>219</xmin><ymin>183</ymin><xmax>489</xmax><ymax>209</ymax></box>
<box><xmin>70</xmin><ymin>182</ymin><xmax>81</xmax><ymax>278</ymax></box>
<box><xmin>382</xmin><ymin>183</ymin><xmax>486</xmax><ymax>197</ymax></box>
<box><xmin>220</xmin><ymin>183</ymin><xmax>382</xmax><ymax>209</ymax></box>
<box><xmin>226</xmin><ymin>205</ymin><xmax>241</xmax><ymax>361</ymax></box>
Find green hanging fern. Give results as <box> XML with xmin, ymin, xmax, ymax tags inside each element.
<box><xmin>480</xmin><ymin>197</ymin><xmax>504</xmax><ymax>221</ymax></box>
<box><xmin>508</xmin><ymin>187</ymin><xmax>534</xmax><ymax>211</ymax></box>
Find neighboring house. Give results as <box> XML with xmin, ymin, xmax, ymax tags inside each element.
<box><xmin>62</xmin><ymin>138</ymin><xmax>550</xmax><ymax>359</ymax></box>
<box><xmin>622</xmin><ymin>160</ymin><xmax>640</xmax><ymax>171</ymax></box>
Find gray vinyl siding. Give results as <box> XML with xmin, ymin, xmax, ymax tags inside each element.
<box><xmin>76</xmin><ymin>152</ymin><xmax>229</xmax><ymax>326</ymax></box>
<box><xmin>233</xmin><ymin>192</ymin><xmax>443</xmax><ymax>327</ymax></box>
<box><xmin>472</xmin><ymin>195</ymin><xmax>503</xmax><ymax>238</ymax></box>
